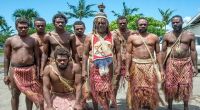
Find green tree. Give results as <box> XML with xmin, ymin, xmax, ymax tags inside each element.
<box><xmin>12</xmin><ymin>8</ymin><xmax>39</xmax><ymax>28</ymax></box>
<box><xmin>64</xmin><ymin>0</ymin><xmax>96</xmax><ymax>21</ymax></box>
<box><xmin>110</xmin><ymin>14</ymin><xmax>165</xmax><ymax>36</ymax></box>
<box><xmin>111</xmin><ymin>2</ymin><xmax>142</xmax><ymax>17</ymax></box>
<box><xmin>158</xmin><ymin>8</ymin><xmax>175</xmax><ymax>31</ymax></box>
<box><xmin>0</xmin><ymin>16</ymin><xmax>14</xmax><ymax>43</ymax></box>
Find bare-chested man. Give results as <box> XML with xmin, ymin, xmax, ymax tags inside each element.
<box><xmin>82</xmin><ymin>7</ymin><xmax>121</xmax><ymax>110</ymax></box>
<box><xmin>162</xmin><ymin>15</ymin><xmax>197</xmax><ymax>110</ymax></box>
<box><xmin>41</xmin><ymin>13</ymin><xmax>78</xmax><ymax>72</ymax></box>
<box><xmin>4</xmin><ymin>18</ymin><xmax>43</xmax><ymax>110</ymax></box>
<box><xmin>72</xmin><ymin>21</ymin><xmax>91</xmax><ymax>109</ymax></box>
<box><xmin>126</xmin><ymin>17</ymin><xmax>163</xmax><ymax>110</ymax></box>
<box><xmin>43</xmin><ymin>46</ymin><xmax>83</xmax><ymax>110</ymax></box>
<box><xmin>31</xmin><ymin>17</ymin><xmax>49</xmax><ymax>78</ymax></box>
<box><xmin>111</xmin><ymin>16</ymin><xmax>134</xmax><ymax>107</ymax></box>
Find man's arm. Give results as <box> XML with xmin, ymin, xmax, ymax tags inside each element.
<box><xmin>113</xmin><ymin>34</ymin><xmax>121</xmax><ymax>75</ymax></box>
<box><xmin>82</xmin><ymin>35</ymin><xmax>91</xmax><ymax>78</ymax></box>
<box><xmin>125</xmin><ymin>35</ymin><xmax>133</xmax><ymax>78</ymax></box>
<box><xmin>190</xmin><ymin>33</ymin><xmax>197</xmax><ymax>75</ymax></box>
<box><xmin>4</xmin><ymin>38</ymin><xmax>11</xmax><ymax>85</ymax></box>
<box><xmin>154</xmin><ymin>35</ymin><xmax>163</xmax><ymax>72</ymax></box>
<box><xmin>70</xmin><ymin>34</ymin><xmax>79</xmax><ymax>64</ymax></box>
<box><xmin>73</xmin><ymin>63</ymin><xmax>82</xmax><ymax>106</ymax></box>
<box><xmin>161</xmin><ymin>34</ymin><xmax>168</xmax><ymax>70</ymax></box>
<box><xmin>43</xmin><ymin>66</ymin><xmax>53</xmax><ymax>108</ymax></box>
<box><xmin>41</xmin><ymin>35</ymin><xmax>50</xmax><ymax>75</ymax></box>
<box><xmin>34</xmin><ymin>39</ymin><xmax>41</xmax><ymax>78</ymax></box>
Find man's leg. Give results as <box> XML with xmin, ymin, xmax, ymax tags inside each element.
<box><xmin>184</xmin><ymin>100</ymin><xmax>189</xmax><ymax>110</ymax></box>
<box><xmin>92</xmin><ymin>98</ymin><xmax>98</xmax><ymax>110</ymax></box>
<box><xmin>111</xmin><ymin>74</ymin><xmax>120</xmax><ymax>108</ymax></box>
<box><xmin>11</xmin><ymin>87</ymin><xmax>21</xmax><ymax>110</ymax></box>
<box><xmin>25</xmin><ymin>97</ymin><xmax>33</xmax><ymax>110</ymax></box>
<box><xmin>167</xmin><ymin>98</ymin><xmax>173</xmax><ymax>110</ymax></box>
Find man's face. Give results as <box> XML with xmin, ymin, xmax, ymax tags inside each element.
<box><xmin>16</xmin><ymin>23</ymin><xmax>29</xmax><ymax>36</ymax></box>
<box><xmin>172</xmin><ymin>17</ymin><xmax>183</xmax><ymax>32</ymax></box>
<box><xmin>34</xmin><ymin>21</ymin><xmax>46</xmax><ymax>33</ymax></box>
<box><xmin>96</xmin><ymin>18</ymin><xmax>108</xmax><ymax>33</ymax></box>
<box><xmin>118</xmin><ymin>19</ymin><xmax>127</xmax><ymax>30</ymax></box>
<box><xmin>56</xmin><ymin>55</ymin><xmax>69</xmax><ymax>70</ymax></box>
<box><xmin>54</xmin><ymin>18</ymin><xmax>66</xmax><ymax>30</ymax></box>
<box><xmin>137</xmin><ymin>19</ymin><xmax>148</xmax><ymax>33</ymax></box>
<box><xmin>74</xmin><ymin>25</ymin><xmax>85</xmax><ymax>36</ymax></box>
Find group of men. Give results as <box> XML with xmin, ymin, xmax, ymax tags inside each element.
<box><xmin>3</xmin><ymin>6</ymin><xmax>197</xmax><ymax>110</ymax></box>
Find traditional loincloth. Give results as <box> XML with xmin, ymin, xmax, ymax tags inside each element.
<box><xmin>10</xmin><ymin>65</ymin><xmax>43</xmax><ymax>105</ymax></box>
<box><xmin>89</xmin><ymin>63</ymin><xmax>116</xmax><ymax>107</ymax></box>
<box><xmin>44</xmin><ymin>92</ymin><xmax>76</xmax><ymax>110</ymax></box>
<box><xmin>128</xmin><ymin>58</ymin><xmax>159</xmax><ymax>109</ymax></box>
<box><xmin>163</xmin><ymin>57</ymin><xmax>193</xmax><ymax>102</ymax></box>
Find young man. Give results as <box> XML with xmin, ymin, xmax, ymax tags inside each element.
<box><xmin>4</xmin><ymin>18</ymin><xmax>43</xmax><ymax>110</ymax></box>
<box><xmin>162</xmin><ymin>15</ymin><xmax>197</xmax><ymax>110</ymax></box>
<box><xmin>41</xmin><ymin>13</ymin><xmax>78</xmax><ymax>73</ymax></box>
<box><xmin>111</xmin><ymin>16</ymin><xmax>134</xmax><ymax>108</ymax></box>
<box><xmin>43</xmin><ymin>46</ymin><xmax>83</xmax><ymax>110</ymax></box>
<box><xmin>126</xmin><ymin>17</ymin><xmax>163</xmax><ymax>110</ymax></box>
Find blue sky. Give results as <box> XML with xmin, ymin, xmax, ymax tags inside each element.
<box><xmin>0</xmin><ymin>0</ymin><xmax>200</xmax><ymax>34</ymax></box>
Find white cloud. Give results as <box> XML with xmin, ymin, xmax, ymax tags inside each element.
<box><xmin>183</xmin><ymin>16</ymin><xmax>192</xmax><ymax>27</ymax></box>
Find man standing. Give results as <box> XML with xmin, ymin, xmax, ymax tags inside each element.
<box><xmin>41</xmin><ymin>13</ymin><xmax>78</xmax><ymax>72</ymax></box>
<box><xmin>4</xmin><ymin>18</ymin><xmax>43</xmax><ymax>110</ymax></box>
<box><xmin>162</xmin><ymin>15</ymin><xmax>197</xmax><ymax>110</ymax></box>
<box><xmin>31</xmin><ymin>17</ymin><xmax>49</xmax><ymax>77</ymax></box>
<box><xmin>72</xmin><ymin>21</ymin><xmax>90</xmax><ymax>109</ymax></box>
<box><xmin>111</xmin><ymin>16</ymin><xmax>134</xmax><ymax>107</ymax></box>
<box><xmin>43</xmin><ymin>46</ymin><xmax>83</xmax><ymax>110</ymax></box>
<box><xmin>126</xmin><ymin>17</ymin><xmax>163</xmax><ymax>110</ymax></box>
<box><xmin>82</xmin><ymin>7</ymin><xmax>121</xmax><ymax>110</ymax></box>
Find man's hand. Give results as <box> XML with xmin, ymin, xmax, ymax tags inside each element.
<box><xmin>125</xmin><ymin>72</ymin><xmax>130</xmax><ymax>81</ymax></box>
<box><xmin>46</xmin><ymin>106</ymin><xmax>55</xmax><ymax>110</ymax></box>
<box><xmin>4</xmin><ymin>76</ymin><xmax>10</xmax><ymax>85</ymax></box>
<box><xmin>74</xmin><ymin>103</ymin><xmax>83</xmax><ymax>110</ymax></box>
<box><xmin>114</xmin><ymin>67</ymin><xmax>120</xmax><ymax>75</ymax></box>
<box><xmin>193</xmin><ymin>66</ymin><xmax>198</xmax><ymax>77</ymax></box>
<box><xmin>82</xmin><ymin>71</ymin><xmax>88</xmax><ymax>82</ymax></box>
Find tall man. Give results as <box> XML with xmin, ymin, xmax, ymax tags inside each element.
<box><xmin>31</xmin><ymin>17</ymin><xmax>49</xmax><ymax>78</ymax></box>
<box><xmin>41</xmin><ymin>13</ymin><xmax>78</xmax><ymax>72</ymax></box>
<box><xmin>4</xmin><ymin>18</ymin><xmax>43</xmax><ymax>110</ymax></box>
<box><xmin>126</xmin><ymin>17</ymin><xmax>163</xmax><ymax>110</ymax></box>
<box><xmin>162</xmin><ymin>15</ymin><xmax>197</xmax><ymax>110</ymax></box>
<box><xmin>43</xmin><ymin>46</ymin><xmax>83</xmax><ymax>110</ymax></box>
<box><xmin>82</xmin><ymin>8</ymin><xmax>121</xmax><ymax>110</ymax></box>
<box><xmin>111</xmin><ymin>16</ymin><xmax>134</xmax><ymax>107</ymax></box>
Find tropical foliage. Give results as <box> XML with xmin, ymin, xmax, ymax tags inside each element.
<box><xmin>12</xmin><ymin>8</ymin><xmax>39</xmax><ymax>28</ymax></box>
<box><xmin>158</xmin><ymin>8</ymin><xmax>175</xmax><ymax>30</ymax></box>
<box><xmin>109</xmin><ymin>14</ymin><xmax>166</xmax><ymax>36</ymax></box>
<box><xmin>64</xmin><ymin>0</ymin><xmax>96</xmax><ymax>21</ymax></box>
<box><xmin>111</xmin><ymin>2</ymin><xmax>142</xmax><ymax>17</ymax></box>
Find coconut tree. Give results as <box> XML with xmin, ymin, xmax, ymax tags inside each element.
<box><xmin>0</xmin><ymin>16</ymin><xmax>7</xmax><ymax>31</ymax></box>
<box><xmin>111</xmin><ymin>2</ymin><xmax>142</xmax><ymax>17</ymax></box>
<box><xmin>12</xmin><ymin>8</ymin><xmax>39</xmax><ymax>28</ymax></box>
<box><xmin>64</xmin><ymin>0</ymin><xmax>96</xmax><ymax>21</ymax></box>
<box><xmin>158</xmin><ymin>8</ymin><xmax>175</xmax><ymax>31</ymax></box>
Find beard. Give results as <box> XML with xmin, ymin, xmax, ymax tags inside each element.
<box><xmin>58</xmin><ymin>64</ymin><xmax>67</xmax><ymax>70</ymax></box>
<box><xmin>138</xmin><ymin>28</ymin><xmax>147</xmax><ymax>33</ymax></box>
<box><xmin>173</xmin><ymin>25</ymin><xmax>182</xmax><ymax>32</ymax></box>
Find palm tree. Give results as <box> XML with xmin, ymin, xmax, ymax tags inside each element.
<box><xmin>0</xmin><ymin>16</ymin><xmax>7</xmax><ymax>31</ymax></box>
<box><xmin>64</xmin><ymin>0</ymin><xmax>96</xmax><ymax>21</ymax></box>
<box><xmin>158</xmin><ymin>8</ymin><xmax>175</xmax><ymax>31</ymax></box>
<box><xmin>12</xmin><ymin>8</ymin><xmax>39</xmax><ymax>28</ymax></box>
<box><xmin>111</xmin><ymin>2</ymin><xmax>142</xmax><ymax>17</ymax></box>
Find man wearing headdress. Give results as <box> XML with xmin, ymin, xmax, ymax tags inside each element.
<box><xmin>82</xmin><ymin>3</ymin><xmax>121</xmax><ymax>110</ymax></box>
